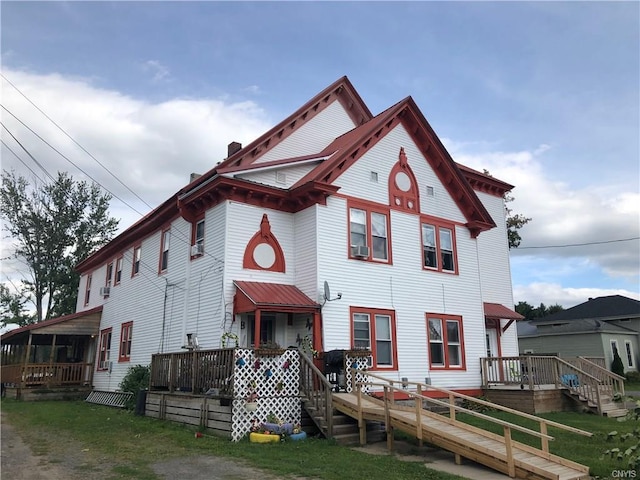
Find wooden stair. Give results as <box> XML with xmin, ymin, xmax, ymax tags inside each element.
<box><xmin>562</xmin><ymin>389</ymin><xmax>628</xmax><ymax>417</ymax></box>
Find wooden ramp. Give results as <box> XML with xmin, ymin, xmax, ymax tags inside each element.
<box><xmin>332</xmin><ymin>377</ymin><xmax>592</xmax><ymax>480</ymax></box>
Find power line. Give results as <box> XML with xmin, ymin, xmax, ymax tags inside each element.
<box><xmin>1</xmin><ymin>122</ymin><xmax>56</xmax><ymax>183</ymax></box>
<box><xmin>1</xmin><ymin>105</ymin><xmax>147</xmax><ymax>217</ymax></box>
<box><xmin>1</xmin><ymin>140</ymin><xmax>46</xmax><ymax>183</ymax></box>
<box><xmin>518</xmin><ymin>237</ymin><xmax>639</xmax><ymax>250</ymax></box>
<box><xmin>1</xmin><ymin>72</ymin><xmax>154</xmax><ymax>210</ymax></box>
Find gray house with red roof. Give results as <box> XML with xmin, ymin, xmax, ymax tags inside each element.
<box><xmin>517</xmin><ymin>295</ymin><xmax>640</xmax><ymax>373</ymax></box>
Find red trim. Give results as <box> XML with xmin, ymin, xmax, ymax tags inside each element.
<box><xmin>97</xmin><ymin>327</ymin><xmax>112</xmax><ymax>371</ymax></box>
<box><xmin>158</xmin><ymin>226</ymin><xmax>170</xmax><ymax>274</ymax></box>
<box><xmin>370</xmin><ymin>388</ymin><xmax>483</xmax><ymax>400</ymax></box>
<box><xmin>118</xmin><ymin>321</ymin><xmax>133</xmax><ymax>363</ymax></box>
<box><xmin>426</xmin><ymin>313</ymin><xmax>466</xmax><ymax>370</ymax></box>
<box><xmin>350</xmin><ymin>306</ymin><xmax>398</xmax><ymax>371</ymax></box>
<box><xmin>420</xmin><ymin>216</ymin><xmax>459</xmax><ymax>275</ymax></box>
<box><xmin>457</xmin><ymin>163</ymin><xmax>515</xmax><ymax>197</ymax></box>
<box><xmin>388</xmin><ymin>147</ymin><xmax>420</xmax><ymax>214</ymax></box>
<box><xmin>104</xmin><ymin>262</ymin><xmax>113</xmax><ymax>298</ymax></box>
<box><xmin>242</xmin><ymin>214</ymin><xmax>286</xmax><ymax>273</ymax></box>
<box><xmin>84</xmin><ymin>273</ymin><xmax>92</xmax><ymax>306</ymax></box>
<box><xmin>190</xmin><ymin>216</ymin><xmax>205</xmax><ymax>260</ymax></box>
<box><xmin>347</xmin><ymin>199</ymin><xmax>393</xmax><ymax>264</ymax></box>
<box><xmin>114</xmin><ymin>256</ymin><xmax>123</xmax><ymax>285</ymax></box>
<box><xmin>131</xmin><ymin>245</ymin><xmax>141</xmax><ymax>277</ymax></box>
<box><xmin>233</xmin><ymin>280</ymin><xmax>320</xmax><ymax>313</ymax></box>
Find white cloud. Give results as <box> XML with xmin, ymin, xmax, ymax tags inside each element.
<box><xmin>445</xmin><ymin>139</ymin><xmax>640</xmax><ymax>281</ymax></box>
<box><xmin>1</xmin><ymin>69</ymin><xmax>273</xmax><ymax>232</ymax></box>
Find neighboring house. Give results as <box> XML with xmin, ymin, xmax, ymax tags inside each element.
<box><xmin>74</xmin><ymin>76</ymin><xmax>522</xmax><ymax>394</ymax></box>
<box><xmin>517</xmin><ymin>295</ymin><xmax>640</xmax><ymax>373</ymax></box>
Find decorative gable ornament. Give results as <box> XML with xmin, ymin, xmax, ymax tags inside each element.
<box><xmin>243</xmin><ymin>214</ymin><xmax>286</xmax><ymax>272</ymax></box>
<box><xmin>388</xmin><ymin>147</ymin><xmax>420</xmax><ymax>214</ymax></box>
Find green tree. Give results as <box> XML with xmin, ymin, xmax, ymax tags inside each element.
<box><xmin>611</xmin><ymin>349</ymin><xmax>625</xmax><ymax>377</ymax></box>
<box><xmin>515</xmin><ymin>301</ymin><xmax>564</xmax><ymax>321</ymax></box>
<box><xmin>505</xmin><ymin>192</ymin><xmax>531</xmax><ymax>249</ymax></box>
<box><xmin>0</xmin><ymin>170</ymin><xmax>119</xmax><ymax>322</ymax></box>
<box><xmin>0</xmin><ymin>283</ymin><xmax>32</xmax><ymax>327</ymax></box>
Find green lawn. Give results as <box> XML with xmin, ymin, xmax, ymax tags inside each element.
<box><xmin>457</xmin><ymin>410</ymin><xmax>639</xmax><ymax>478</ymax></box>
<box><xmin>1</xmin><ymin>399</ymin><xmax>466</xmax><ymax>480</ymax></box>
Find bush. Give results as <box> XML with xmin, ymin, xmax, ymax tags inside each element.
<box><xmin>625</xmin><ymin>370</ymin><xmax>640</xmax><ymax>383</ymax></box>
<box><xmin>611</xmin><ymin>350</ymin><xmax>625</xmax><ymax>377</ymax></box>
<box><xmin>119</xmin><ymin>365</ymin><xmax>150</xmax><ymax>410</ymax></box>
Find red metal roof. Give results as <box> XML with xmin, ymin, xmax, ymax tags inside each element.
<box><xmin>483</xmin><ymin>302</ymin><xmax>524</xmax><ymax>320</ymax></box>
<box><xmin>233</xmin><ymin>281</ymin><xmax>319</xmax><ymax>312</ymax></box>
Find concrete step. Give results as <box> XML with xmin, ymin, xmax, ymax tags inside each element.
<box><xmin>604</xmin><ymin>408</ymin><xmax>629</xmax><ymax>418</ymax></box>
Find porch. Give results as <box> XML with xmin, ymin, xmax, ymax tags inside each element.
<box><xmin>480</xmin><ymin>355</ymin><xmax>627</xmax><ymax>416</ymax></box>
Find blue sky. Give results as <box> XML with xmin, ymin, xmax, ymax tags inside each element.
<box><xmin>1</xmin><ymin>1</ymin><xmax>639</xmax><ymax>309</ymax></box>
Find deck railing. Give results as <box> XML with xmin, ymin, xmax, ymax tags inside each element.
<box><xmin>353</xmin><ymin>370</ymin><xmax>592</xmax><ymax>478</ymax></box>
<box><xmin>480</xmin><ymin>355</ymin><xmax>618</xmax><ymax>414</ymax></box>
<box><xmin>299</xmin><ymin>351</ymin><xmax>334</xmax><ymax>438</ymax></box>
<box><xmin>569</xmin><ymin>356</ymin><xmax>625</xmax><ymax>397</ymax></box>
<box><xmin>149</xmin><ymin>348</ymin><xmax>235</xmax><ymax>395</ymax></box>
<box><xmin>1</xmin><ymin>363</ymin><xmax>93</xmax><ymax>387</ymax></box>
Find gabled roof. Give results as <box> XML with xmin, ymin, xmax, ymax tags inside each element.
<box><xmin>518</xmin><ymin>318</ymin><xmax>638</xmax><ymax>337</ymax></box>
<box><xmin>0</xmin><ymin>306</ymin><xmax>103</xmax><ymax>343</ymax></box>
<box><xmin>532</xmin><ymin>295</ymin><xmax>640</xmax><ymax>324</ymax></box>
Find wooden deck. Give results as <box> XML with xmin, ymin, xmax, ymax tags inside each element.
<box><xmin>333</xmin><ymin>374</ymin><xmax>592</xmax><ymax>480</ymax></box>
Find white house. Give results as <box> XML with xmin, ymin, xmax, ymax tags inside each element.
<box><xmin>75</xmin><ymin>76</ymin><xmax>522</xmax><ymax>396</ymax></box>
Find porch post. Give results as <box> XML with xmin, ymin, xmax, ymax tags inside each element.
<box><xmin>22</xmin><ymin>333</ymin><xmax>33</xmax><ymax>389</ymax></box>
<box><xmin>312</xmin><ymin>310</ymin><xmax>322</xmax><ymax>353</ymax></box>
<box><xmin>47</xmin><ymin>334</ymin><xmax>57</xmax><ymax>387</ymax></box>
<box><xmin>254</xmin><ymin>309</ymin><xmax>261</xmax><ymax>348</ymax></box>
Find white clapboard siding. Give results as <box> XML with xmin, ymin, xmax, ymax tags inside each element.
<box><xmin>334</xmin><ymin>125</ymin><xmax>467</xmax><ymax>224</ymax></box>
<box><xmin>293</xmin><ymin>205</ymin><xmax>319</xmax><ymax>301</ymax></box>
<box><xmin>255</xmin><ymin>101</ymin><xmax>357</xmax><ymax>164</ymax></box>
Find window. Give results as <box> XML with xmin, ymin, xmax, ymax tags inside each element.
<box><xmin>105</xmin><ymin>262</ymin><xmax>113</xmax><ymax>297</ymax></box>
<box><xmin>114</xmin><ymin>256</ymin><xmax>123</xmax><ymax>285</ymax></box>
<box><xmin>119</xmin><ymin>322</ymin><xmax>133</xmax><ymax>362</ymax></box>
<box><xmin>348</xmin><ymin>203</ymin><xmax>391</xmax><ymax>263</ymax></box>
<box><xmin>84</xmin><ymin>274</ymin><xmax>92</xmax><ymax>306</ymax></box>
<box><xmin>247</xmin><ymin>313</ymin><xmax>275</xmax><ymax>347</ymax></box>
<box><xmin>350</xmin><ymin>307</ymin><xmax>397</xmax><ymax>370</ymax></box>
<box><xmin>625</xmin><ymin>341</ymin><xmax>634</xmax><ymax>368</ymax></box>
<box><xmin>159</xmin><ymin>228</ymin><xmax>170</xmax><ymax>273</ymax></box>
<box><xmin>97</xmin><ymin>328</ymin><xmax>112</xmax><ymax>371</ymax></box>
<box><xmin>131</xmin><ymin>245</ymin><xmax>141</xmax><ymax>276</ymax></box>
<box><xmin>421</xmin><ymin>219</ymin><xmax>457</xmax><ymax>273</ymax></box>
<box><xmin>191</xmin><ymin>218</ymin><xmax>205</xmax><ymax>258</ymax></box>
<box><xmin>427</xmin><ymin>314</ymin><xmax>465</xmax><ymax>369</ymax></box>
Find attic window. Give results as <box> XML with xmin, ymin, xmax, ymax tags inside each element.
<box><xmin>426</xmin><ymin>186</ymin><xmax>435</xmax><ymax>197</ymax></box>
<box><xmin>370</xmin><ymin>171</ymin><xmax>378</xmax><ymax>182</ymax></box>
<box><xmin>275</xmin><ymin>172</ymin><xmax>286</xmax><ymax>185</ymax></box>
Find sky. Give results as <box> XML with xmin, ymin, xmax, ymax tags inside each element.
<box><xmin>1</xmin><ymin>1</ymin><xmax>639</xmax><ymax>312</ymax></box>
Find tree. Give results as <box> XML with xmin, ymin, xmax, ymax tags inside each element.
<box><xmin>0</xmin><ymin>283</ymin><xmax>32</xmax><ymax>327</ymax></box>
<box><xmin>515</xmin><ymin>301</ymin><xmax>564</xmax><ymax>321</ymax></box>
<box><xmin>611</xmin><ymin>349</ymin><xmax>625</xmax><ymax>377</ymax></box>
<box><xmin>505</xmin><ymin>192</ymin><xmax>531</xmax><ymax>249</ymax></box>
<box><xmin>0</xmin><ymin>170</ymin><xmax>119</xmax><ymax>322</ymax></box>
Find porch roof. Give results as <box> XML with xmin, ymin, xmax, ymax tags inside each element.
<box><xmin>0</xmin><ymin>306</ymin><xmax>102</xmax><ymax>344</ymax></box>
<box><xmin>483</xmin><ymin>303</ymin><xmax>524</xmax><ymax>321</ymax></box>
<box><xmin>233</xmin><ymin>281</ymin><xmax>320</xmax><ymax>313</ymax></box>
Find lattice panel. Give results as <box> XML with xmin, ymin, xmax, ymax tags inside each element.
<box><xmin>231</xmin><ymin>348</ymin><xmax>302</xmax><ymax>442</ymax></box>
<box><xmin>345</xmin><ymin>353</ymin><xmax>372</xmax><ymax>394</ymax></box>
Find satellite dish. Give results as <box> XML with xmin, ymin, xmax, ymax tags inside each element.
<box><xmin>323</xmin><ymin>280</ymin><xmax>342</xmax><ymax>304</ymax></box>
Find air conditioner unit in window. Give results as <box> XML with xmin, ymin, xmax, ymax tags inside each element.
<box><xmin>99</xmin><ymin>286</ymin><xmax>110</xmax><ymax>296</ymax></box>
<box><xmin>351</xmin><ymin>245</ymin><xmax>370</xmax><ymax>258</ymax></box>
<box><xmin>191</xmin><ymin>244</ymin><xmax>204</xmax><ymax>256</ymax></box>
<box><xmin>99</xmin><ymin>361</ymin><xmax>112</xmax><ymax>372</ymax></box>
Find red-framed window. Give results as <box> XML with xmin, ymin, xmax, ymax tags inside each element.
<box><xmin>114</xmin><ymin>256</ymin><xmax>123</xmax><ymax>285</ymax></box>
<box><xmin>104</xmin><ymin>262</ymin><xmax>113</xmax><ymax>298</ymax></box>
<box><xmin>426</xmin><ymin>313</ymin><xmax>466</xmax><ymax>370</ymax></box>
<box><xmin>97</xmin><ymin>327</ymin><xmax>112</xmax><ymax>371</ymax></box>
<box><xmin>191</xmin><ymin>216</ymin><xmax>205</xmax><ymax>259</ymax></box>
<box><xmin>348</xmin><ymin>201</ymin><xmax>392</xmax><ymax>264</ymax></box>
<box><xmin>131</xmin><ymin>245</ymin><xmax>141</xmax><ymax>277</ymax></box>
<box><xmin>421</xmin><ymin>216</ymin><xmax>458</xmax><ymax>274</ymax></box>
<box><xmin>84</xmin><ymin>273</ymin><xmax>92</xmax><ymax>306</ymax></box>
<box><xmin>159</xmin><ymin>227</ymin><xmax>170</xmax><ymax>273</ymax></box>
<box><xmin>119</xmin><ymin>322</ymin><xmax>133</xmax><ymax>362</ymax></box>
<box><xmin>350</xmin><ymin>306</ymin><xmax>398</xmax><ymax>370</ymax></box>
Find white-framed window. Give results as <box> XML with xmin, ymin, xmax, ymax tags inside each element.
<box><xmin>625</xmin><ymin>340</ymin><xmax>634</xmax><ymax>368</ymax></box>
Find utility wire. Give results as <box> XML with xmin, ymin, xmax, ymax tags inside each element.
<box><xmin>1</xmin><ymin>122</ymin><xmax>56</xmax><ymax>183</ymax></box>
<box><xmin>1</xmin><ymin>140</ymin><xmax>45</xmax><ymax>183</ymax></box>
<box><xmin>1</xmin><ymin>73</ymin><xmax>154</xmax><ymax>210</ymax></box>
<box><xmin>518</xmin><ymin>237</ymin><xmax>639</xmax><ymax>250</ymax></box>
<box><xmin>1</xmin><ymin>105</ymin><xmax>147</xmax><ymax>217</ymax></box>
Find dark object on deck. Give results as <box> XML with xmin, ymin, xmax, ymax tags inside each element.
<box><xmin>323</xmin><ymin>349</ymin><xmax>346</xmax><ymax>392</ymax></box>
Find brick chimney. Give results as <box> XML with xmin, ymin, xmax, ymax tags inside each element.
<box><xmin>227</xmin><ymin>141</ymin><xmax>242</xmax><ymax>157</ymax></box>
